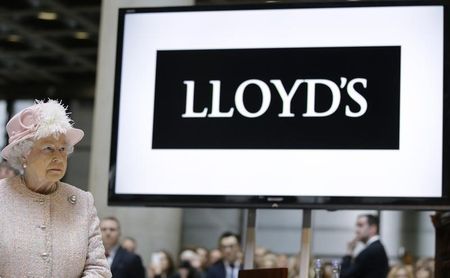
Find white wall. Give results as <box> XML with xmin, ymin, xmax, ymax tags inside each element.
<box><xmin>64</xmin><ymin>100</ymin><xmax>93</xmax><ymax>191</ymax></box>
<box><xmin>182</xmin><ymin>208</ymin><xmax>242</xmax><ymax>249</ymax></box>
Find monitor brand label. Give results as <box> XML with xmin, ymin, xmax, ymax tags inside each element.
<box><xmin>152</xmin><ymin>46</ymin><xmax>400</xmax><ymax>149</ymax></box>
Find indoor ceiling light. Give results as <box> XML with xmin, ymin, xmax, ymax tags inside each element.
<box><xmin>37</xmin><ymin>11</ymin><xmax>58</xmax><ymax>20</ymax></box>
<box><xmin>6</xmin><ymin>34</ymin><xmax>22</xmax><ymax>43</ymax></box>
<box><xmin>73</xmin><ymin>31</ymin><xmax>90</xmax><ymax>40</ymax></box>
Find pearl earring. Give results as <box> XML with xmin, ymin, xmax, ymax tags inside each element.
<box><xmin>23</xmin><ymin>163</ymin><xmax>27</xmax><ymax>169</ymax></box>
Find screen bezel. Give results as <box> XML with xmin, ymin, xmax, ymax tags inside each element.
<box><xmin>109</xmin><ymin>1</ymin><xmax>450</xmax><ymax>210</ymax></box>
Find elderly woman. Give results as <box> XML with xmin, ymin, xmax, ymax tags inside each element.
<box><xmin>0</xmin><ymin>100</ymin><xmax>111</xmax><ymax>277</ymax></box>
<box><xmin>387</xmin><ymin>265</ymin><xmax>413</xmax><ymax>278</ymax></box>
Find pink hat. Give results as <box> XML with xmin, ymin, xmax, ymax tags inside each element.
<box><xmin>1</xmin><ymin>99</ymin><xmax>84</xmax><ymax>161</ymax></box>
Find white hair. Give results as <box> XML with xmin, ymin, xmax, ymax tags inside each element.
<box><xmin>7</xmin><ymin>139</ymin><xmax>34</xmax><ymax>172</ymax></box>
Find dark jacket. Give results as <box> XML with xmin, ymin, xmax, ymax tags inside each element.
<box><xmin>206</xmin><ymin>261</ymin><xmax>241</xmax><ymax>278</ymax></box>
<box><xmin>206</xmin><ymin>261</ymin><xmax>226</xmax><ymax>278</ymax></box>
<box><xmin>111</xmin><ymin>247</ymin><xmax>146</xmax><ymax>278</ymax></box>
<box><xmin>341</xmin><ymin>240</ymin><xmax>389</xmax><ymax>278</ymax></box>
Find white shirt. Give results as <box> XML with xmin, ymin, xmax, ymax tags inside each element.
<box><xmin>107</xmin><ymin>245</ymin><xmax>119</xmax><ymax>266</ymax></box>
<box><xmin>224</xmin><ymin>261</ymin><xmax>240</xmax><ymax>278</ymax></box>
<box><xmin>365</xmin><ymin>235</ymin><xmax>380</xmax><ymax>247</ymax></box>
<box><xmin>353</xmin><ymin>235</ymin><xmax>381</xmax><ymax>257</ymax></box>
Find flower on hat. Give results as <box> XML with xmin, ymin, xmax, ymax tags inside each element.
<box><xmin>34</xmin><ymin>99</ymin><xmax>74</xmax><ymax>140</ymax></box>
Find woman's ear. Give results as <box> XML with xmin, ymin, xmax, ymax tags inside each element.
<box><xmin>21</xmin><ymin>155</ymin><xmax>29</xmax><ymax>167</ymax></box>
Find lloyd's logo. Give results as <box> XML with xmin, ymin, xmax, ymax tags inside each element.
<box><xmin>182</xmin><ymin>78</ymin><xmax>367</xmax><ymax>119</ymax></box>
<box><xmin>152</xmin><ymin>46</ymin><xmax>401</xmax><ymax>149</ymax></box>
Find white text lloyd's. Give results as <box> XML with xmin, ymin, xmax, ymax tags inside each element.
<box><xmin>182</xmin><ymin>78</ymin><xmax>367</xmax><ymax>118</ymax></box>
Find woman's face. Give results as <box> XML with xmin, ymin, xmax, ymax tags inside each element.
<box><xmin>416</xmin><ymin>269</ymin><xmax>432</xmax><ymax>278</ymax></box>
<box><xmin>395</xmin><ymin>268</ymin><xmax>409</xmax><ymax>278</ymax></box>
<box><xmin>25</xmin><ymin>135</ymin><xmax>69</xmax><ymax>185</ymax></box>
<box><xmin>159</xmin><ymin>252</ymin><xmax>169</xmax><ymax>271</ymax></box>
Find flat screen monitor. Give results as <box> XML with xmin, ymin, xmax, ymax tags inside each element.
<box><xmin>109</xmin><ymin>1</ymin><xmax>450</xmax><ymax>209</ymax></box>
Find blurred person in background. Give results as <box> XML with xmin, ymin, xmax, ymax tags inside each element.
<box><xmin>276</xmin><ymin>253</ymin><xmax>289</xmax><ymax>268</ymax></box>
<box><xmin>172</xmin><ymin>248</ymin><xmax>203</xmax><ymax>278</ymax></box>
<box><xmin>101</xmin><ymin>216</ymin><xmax>145</xmax><ymax>278</ymax></box>
<box><xmin>207</xmin><ymin>232</ymin><xmax>242</xmax><ymax>278</ymax></box>
<box><xmin>387</xmin><ymin>265</ymin><xmax>413</xmax><ymax>278</ymax></box>
<box><xmin>148</xmin><ymin>250</ymin><xmax>176</xmax><ymax>278</ymax></box>
<box><xmin>322</xmin><ymin>261</ymin><xmax>342</xmax><ymax>278</ymax></box>
<box><xmin>175</xmin><ymin>260</ymin><xmax>202</xmax><ymax>278</ymax></box>
<box><xmin>180</xmin><ymin>248</ymin><xmax>202</xmax><ymax>270</ymax></box>
<box><xmin>260</xmin><ymin>252</ymin><xmax>277</xmax><ymax>269</ymax></box>
<box><xmin>208</xmin><ymin>249</ymin><xmax>222</xmax><ymax>268</ymax></box>
<box><xmin>196</xmin><ymin>247</ymin><xmax>209</xmax><ymax>276</ymax></box>
<box><xmin>341</xmin><ymin>214</ymin><xmax>389</xmax><ymax>278</ymax></box>
<box><xmin>415</xmin><ymin>257</ymin><xmax>434</xmax><ymax>276</ymax></box>
<box><xmin>254</xmin><ymin>246</ymin><xmax>269</xmax><ymax>268</ymax></box>
<box><xmin>122</xmin><ymin>236</ymin><xmax>138</xmax><ymax>253</ymax></box>
<box><xmin>399</xmin><ymin>250</ymin><xmax>414</xmax><ymax>275</ymax></box>
<box><xmin>414</xmin><ymin>266</ymin><xmax>433</xmax><ymax>278</ymax></box>
<box><xmin>425</xmin><ymin>258</ymin><xmax>435</xmax><ymax>274</ymax></box>
<box><xmin>287</xmin><ymin>255</ymin><xmax>300</xmax><ymax>278</ymax></box>
<box><xmin>0</xmin><ymin>100</ymin><xmax>111</xmax><ymax>277</ymax></box>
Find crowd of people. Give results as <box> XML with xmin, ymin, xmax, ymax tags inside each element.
<box><xmin>102</xmin><ymin>216</ymin><xmax>435</xmax><ymax>278</ymax></box>
<box><xmin>387</xmin><ymin>258</ymin><xmax>434</xmax><ymax>278</ymax></box>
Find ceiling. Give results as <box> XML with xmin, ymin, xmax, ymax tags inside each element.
<box><xmin>0</xmin><ymin>0</ymin><xmax>100</xmax><ymax>99</ymax></box>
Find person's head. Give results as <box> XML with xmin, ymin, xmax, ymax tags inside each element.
<box><xmin>100</xmin><ymin>217</ymin><xmax>121</xmax><ymax>250</ymax></box>
<box><xmin>387</xmin><ymin>265</ymin><xmax>413</xmax><ymax>278</ymax></box>
<box><xmin>196</xmin><ymin>247</ymin><xmax>209</xmax><ymax>270</ymax></box>
<box><xmin>160</xmin><ymin>250</ymin><xmax>176</xmax><ymax>274</ymax></box>
<box><xmin>415</xmin><ymin>267</ymin><xmax>433</xmax><ymax>278</ymax></box>
<box><xmin>179</xmin><ymin>248</ymin><xmax>201</xmax><ymax>269</ymax></box>
<box><xmin>260</xmin><ymin>253</ymin><xmax>277</xmax><ymax>269</ymax></box>
<box><xmin>254</xmin><ymin>246</ymin><xmax>268</xmax><ymax>268</ymax></box>
<box><xmin>208</xmin><ymin>248</ymin><xmax>222</xmax><ymax>266</ymax></box>
<box><xmin>121</xmin><ymin>237</ymin><xmax>137</xmax><ymax>253</ymax></box>
<box><xmin>218</xmin><ymin>231</ymin><xmax>241</xmax><ymax>263</ymax></box>
<box><xmin>276</xmin><ymin>254</ymin><xmax>289</xmax><ymax>268</ymax></box>
<box><xmin>152</xmin><ymin>250</ymin><xmax>175</xmax><ymax>275</ymax></box>
<box><xmin>287</xmin><ymin>255</ymin><xmax>300</xmax><ymax>277</ymax></box>
<box><xmin>355</xmin><ymin>214</ymin><xmax>379</xmax><ymax>243</ymax></box>
<box><xmin>1</xmin><ymin>100</ymin><xmax>83</xmax><ymax>193</ymax></box>
<box><xmin>415</xmin><ymin>257</ymin><xmax>434</xmax><ymax>274</ymax></box>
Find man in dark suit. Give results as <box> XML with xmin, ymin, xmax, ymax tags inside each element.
<box><xmin>207</xmin><ymin>232</ymin><xmax>242</xmax><ymax>278</ymax></box>
<box><xmin>100</xmin><ymin>216</ymin><xmax>146</xmax><ymax>278</ymax></box>
<box><xmin>341</xmin><ymin>214</ymin><xmax>389</xmax><ymax>278</ymax></box>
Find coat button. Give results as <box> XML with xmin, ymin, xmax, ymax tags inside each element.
<box><xmin>39</xmin><ymin>224</ymin><xmax>46</xmax><ymax>230</ymax></box>
<box><xmin>41</xmin><ymin>252</ymin><xmax>49</xmax><ymax>260</ymax></box>
<box><xmin>39</xmin><ymin>199</ymin><xmax>45</xmax><ymax>205</ymax></box>
<box><xmin>68</xmin><ymin>195</ymin><xmax>77</xmax><ymax>205</ymax></box>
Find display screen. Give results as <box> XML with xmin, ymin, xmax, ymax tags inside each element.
<box><xmin>109</xmin><ymin>2</ymin><xmax>450</xmax><ymax>209</ymax></box>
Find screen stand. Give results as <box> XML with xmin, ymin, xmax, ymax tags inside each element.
<box><xmin>299</xmin><ymin>209</ymin><xmax>312</xmax><ymax>278</ymax></box>
<box><xmin>243</xmin><ymin>208</ymin><xmax>257</xmax><ymax>269</ymax></box>
<box><xmin>242</xmin><ymin>208</ymin><xmax>313</xmax><ymax>276</ymax></box>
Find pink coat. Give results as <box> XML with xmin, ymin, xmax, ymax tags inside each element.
<box><xmin>0</xmin><ymin>176</ymin><xmax>112</xmax><ymax>277</ymax></box>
